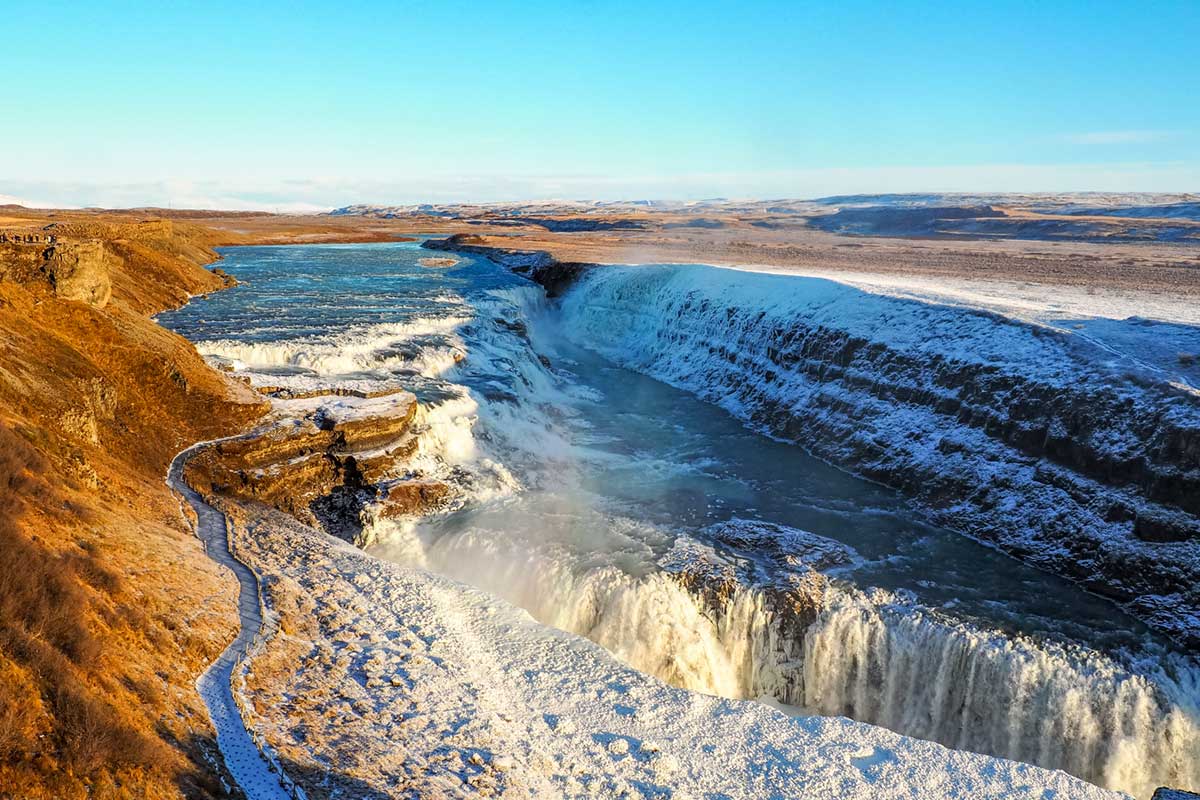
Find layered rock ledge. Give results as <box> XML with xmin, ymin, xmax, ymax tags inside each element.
<box><xmin>423</xmin><ymin>234</ymin><xmax>594</xmax><ymax>296</ymax></box>
<box><xmin>184</xmin><ymin>390</ymin><xmax>451</xmax><ymax>543</ymax></box>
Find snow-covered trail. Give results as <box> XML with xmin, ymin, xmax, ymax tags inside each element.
<box><xmin>168</xmin><ymin>442</ymin><xmax>297</xmax><ymax>800</ymax></box>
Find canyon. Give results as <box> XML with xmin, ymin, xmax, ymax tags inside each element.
<box><xmin>2</xmin><ymin>201</ymin><xmax>1197</xmax><ymax>799</ymax></box>
<box><xmin>163</xmin><ymin>230</ymin><xmax>1195</xmax><ymax>798</ymax></box>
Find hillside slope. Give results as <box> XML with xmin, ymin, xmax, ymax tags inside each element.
<box><xmin>0</xmin><ymin>215</ymin><xmax>265</xmax><ymax>798</ymax></box>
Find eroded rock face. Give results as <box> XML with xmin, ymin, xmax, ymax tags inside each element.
<box><xmin>739</xmin><ymin>321</ymin><xmax>1200</xmax><ymax>640</ymax></box>
<box><xmin>661</xmin><ymin>520</ymin><xmax>856</xmax><ymax>684</ymax></box>
<box><xmin>185</xmin><ymin>392</ymin><xmax>449</xmax><ymax>543</ymax></box>
<box><xmin>377</xmin><ymin>480</ymin><xmax>453</xmax><ymax>518</ymax></box>
<box><xmin>44</xmin><ymin>241</ymin><xmax>112</xmax><ymax>307</ymax></box>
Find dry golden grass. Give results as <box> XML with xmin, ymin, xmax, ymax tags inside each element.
<box><xmin>0</xmin><ymin>217</ymin><xmax>267</xmax><ymax>799</ymax></box>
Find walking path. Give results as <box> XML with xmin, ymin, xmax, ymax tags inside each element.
<box><xmin>168</xmin><ymin>442</ymin><xmax>297</xmax><ymax>800</ymax></box>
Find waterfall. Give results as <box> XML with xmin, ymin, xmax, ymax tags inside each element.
<box><xmin>180</xmin><ymin>242</ymin><xmax>1200</xmax><ymax>799</ymax></box>
<box><xmin>361</xmin><ymin>268</ymin><xmax>1200</xmax><ymax>798</ymax></box>
<box><xmin>802</xmin><ymin>593</ymin><xmax>1200</xmax><ymax>799</ymax></box>
<box><xmin>369</xmin><ymin>516</ymin><xmax>1200</xmax><ymax>798</ymax></box>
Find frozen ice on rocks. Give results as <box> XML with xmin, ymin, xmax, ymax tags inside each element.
<box><xmin>606</xmin><ymin>738</ymin><xmax>630</xmax><ymax>756</ymax></box>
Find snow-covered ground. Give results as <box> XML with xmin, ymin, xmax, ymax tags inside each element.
<box><xmin>230</xmin><ymin>506</ymin><xmax>1126</xmax><ymax>800</ymax></box>
<box><xmin>169</xmin><ymin>444</ymin><xmax>296</xmax><ymax>800</ymax></box>
<box><xmin>725</xmin><ymin>260</ymin><xmax>1200</xmax><ymax>376</ymax></box>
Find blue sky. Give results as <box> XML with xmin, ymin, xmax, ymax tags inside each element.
<box><xmin>2</xmin><ymin>0</ymin><xmax>1197</xmax><ymax>209</ymax></box>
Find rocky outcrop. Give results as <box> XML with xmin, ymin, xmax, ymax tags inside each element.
<box><xmin>43</xmin><ymin>240</ymin><xmax>112</xmax><ymax>307</ymax></box>
<box><xmin>662</xmin><ymin>519</ymin><xmax>852</xmax><ymax>688</ymax></box>
<box><xmin>0</xmin><ymin>238</ymin><xmax>113</xmax><ymax>307</ymax></box>
<box><xmin>184</xmin><ymin>391</ymin><xmax>450</xmax><ymax>543</ymax></box>
<box><xmin>423</xmin><ymin>234</ymin><xmax>594</xmax><ymax>297</ymax></box>
<box><xmin>376</xmin><ymin>479</ymin><xmax>453</xmax><ymax>518</ymax></box>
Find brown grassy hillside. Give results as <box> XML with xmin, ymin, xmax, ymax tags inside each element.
<box><xmin>0</xmin><ymin>215</ymin><xmax>266</xmax><ymax>799</ymax></box>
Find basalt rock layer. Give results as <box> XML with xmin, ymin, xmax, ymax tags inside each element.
<box><xmin>184</xmin><ymin>391</ymin><xmax>451</xmax><ymax>544</ymax></box>
<box><xmin>553</xmin><ymin>264</ymin><xmax>1200</xmax><ymax>649</ymax></box>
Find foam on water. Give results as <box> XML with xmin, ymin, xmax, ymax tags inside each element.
<box><xmin>369</xmin><ymin>507</ymin><xmax>1199</xmax><ymax>798</ymax></box>
<box><xmin>197</xmin><ymin>316</ymin><xmax>470</xmax><ymax>378</ymax></box>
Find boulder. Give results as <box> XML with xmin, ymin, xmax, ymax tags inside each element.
<box><xmin>377</xmin><ymin>480</ymin><xmax>452</xmax><ymax>517</ymax></box>
<box><xmin>1152</xmin><ymin>789</ymin><xmax>1200</xmax><ymax>800</ymax></box>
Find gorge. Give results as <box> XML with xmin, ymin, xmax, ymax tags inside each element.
<box><xmin>157</xmin><ymin>237</ymin><xmax>1200</xmax><ymax>799</ymax></box>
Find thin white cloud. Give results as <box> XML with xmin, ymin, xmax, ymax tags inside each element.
<box><xmin>0</xmin><ymin>192</ymin><xmax>66</xmax><ymax>209</ymax></box>
<box><xmin>1063</xmin><ymin>130</ymin><xmax>1175</xmax><ymax>145</ymax></box>
<box><xmin>5</xmin><ymin>162</ymin><xmax>1200</xmax><ymax>209</ymax></box>
<box><xmin>0</xmin><ymin>181</ymin><xmax>330</xmax><ymax>213</ymax></box>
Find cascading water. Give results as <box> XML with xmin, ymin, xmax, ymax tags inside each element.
<box><xmin>159</xmin><ymin>241</ymin><xmax>1200</xmax><ymax>798</ymax></box>
<box><xmin>801</xmin><ymin>594</ymin><xmax>1199</xmax><ymax>797</ymax></box>
<box><xmin>371</xmin><ymin>510</ymin><xmax>1200</xmax><ymax>798</ymax></box>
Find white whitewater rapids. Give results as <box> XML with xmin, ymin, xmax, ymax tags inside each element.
<box><xmin>186</xmin><ymin>253</ymin><xmax>1200</xmax><ymax>798</ymax></box>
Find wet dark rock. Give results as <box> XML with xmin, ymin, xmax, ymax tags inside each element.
<box><xmin>1133</xmin><ymin>509</ymin><xmax>1200</xmax><ymax>543</ymax></box>
<box><xmin>531</xmin><ymin>261</ymin><xmax>593</xmax><ymax>298</ymax></box>
<box><xmin>422</xmin><ymin>235</ymin><xmax>594</xmax><ymax>297</ymax></box>
<box><xmin>1152</xmin><ymin>789</ymin><xmax>1200</xmax><ymax>800</ymax></box>
<box><xmin>494</xmin><ymin>317</ymin><xmax>529</xmax><ymax>338</ymax></box>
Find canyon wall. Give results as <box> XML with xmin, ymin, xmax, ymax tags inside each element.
<box><xmin>554</xmin><ymin>263</ymin><xmax>1200</xmax><ymax>648</ymax></box>
<box><xmin>426</xmin><ymin>236</ymin><xmax>1199</xmax><ymax>650</ymax></box>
